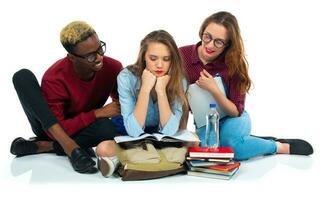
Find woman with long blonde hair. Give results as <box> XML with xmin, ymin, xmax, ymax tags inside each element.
<box><xmin>122</xmin><ymin>29</ymin><xmax>189</xmax><ymax>137</ymax></box>
<box><xmin>95</xmin><ymin>30</ymin><xmax>189</xmax><ymax>177</ymax></box>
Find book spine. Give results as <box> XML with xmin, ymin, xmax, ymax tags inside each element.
<box><xmin>189</xmin><ymin>152</ymin><xmax>234</xmax><ymax>158</ymax></box>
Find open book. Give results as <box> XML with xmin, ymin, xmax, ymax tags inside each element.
<box><xmin>114</xmin><ymin>129</ymin><xmax>200</xmax><ymax>143</ymax></box>
<box><xmin>187</xmin><ymin>76</ymin><xmax>227</xmax><ymax>128</ymax></box>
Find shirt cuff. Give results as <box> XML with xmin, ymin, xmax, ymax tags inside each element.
<box><xmin>81</xmin><ymin>110</ymin><xmax>97</xmax><ymax>127</ymax></box>
<box><xmin>125</xmin><ymin>114</ymin><xmax>145</xmax><ymax>137</ymax></box>
<box><xmin>159</xmin><ymin>114</ymin><xmax>179</xmax><ymax>136</ymax></box>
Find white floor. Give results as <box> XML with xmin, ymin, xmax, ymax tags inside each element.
<box><xmin>1</xmin><ymin>132</ymin><xmax>321</xmax><ymax>200</ymax></box>
<box><xmin>1</xmin><ymin>108</ymin><xmax>321</xmax><ymax>200</ymax></box>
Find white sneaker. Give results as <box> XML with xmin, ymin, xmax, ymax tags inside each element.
<box><xmin>97</xmin><ymin>156</ymin><xmax>119</xmax><ymax>177</ymax></box>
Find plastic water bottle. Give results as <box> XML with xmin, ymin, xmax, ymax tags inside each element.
<box><xmin>205</xmin><ymin>103</ymin><xmax>220</xmax><ymax>147</ymax></box>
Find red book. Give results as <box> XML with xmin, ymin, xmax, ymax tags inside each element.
<box><xmin>208</xmin><ymin>162</ymin><xmax>240</xmax><ymax>171</ymax></box>
<box><xmin>188</xmin><ymin>147</ymin><xmax>234</xmax><ymax>158</ymax></box>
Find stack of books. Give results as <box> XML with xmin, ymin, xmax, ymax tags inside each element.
<box><xmin>186</xmin><ymin>146</ymin><xmax>240</xmax><ymax>180</ymax></box>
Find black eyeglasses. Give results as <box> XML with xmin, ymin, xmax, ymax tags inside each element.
<box><xmin>202</xmin><ymin>33</ymin><xmax>228</xmax><ymax>48</ymax></box>
<box><xmin>71</xmin><ymin>41</ymin><xmax>106</xmax><ymax>62</ymax></box>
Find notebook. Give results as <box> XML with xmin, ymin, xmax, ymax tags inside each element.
<box><xmin>187</xmin><ymin>76</ymin><xmax>227</xmax><ymax>128</ymax></box>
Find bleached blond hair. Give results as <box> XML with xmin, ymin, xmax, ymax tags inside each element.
<box><xmin>60</xmin><ymin>21</ymin><xmax>96</xmax><ymax>53</ymax></box>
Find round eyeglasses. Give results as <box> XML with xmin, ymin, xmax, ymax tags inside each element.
<box><xmin>202</xmin><ymin>33</ymin><xmax>227</xmax><ymax>49</ymax></box>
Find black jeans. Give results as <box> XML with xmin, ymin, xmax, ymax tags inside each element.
<box><xmin>12</xmin><ymin>69</ymin><xmax>124</xmax><ymax>155</ymax></box>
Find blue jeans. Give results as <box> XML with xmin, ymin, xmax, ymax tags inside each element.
<box><xmin>196</xmin><ymin>111</ymin><xmax>277</xmax><ymax>161</ymax></box>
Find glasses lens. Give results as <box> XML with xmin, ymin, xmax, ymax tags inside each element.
<box><xmin>87</xmin><ymin>54</ymin><xmax>97</xmax><ymax>62</ymax></box>
<box><xmin>86</xmin><ymin>42</ymin><xmax>106</xmax><ymax>62</ymax></box>
<box><xmin>98</xmin><ymin>43</ymin><xmax>106</xmax><ymax>55</ymax></box>
<box><xmin>202</xmin><ymin>34</ymin><xmax>212</xmax><ymax>43</ymax></box>
<box><xmin>214</xmin><ymin>39</ymin><xmax>225</xmax><ymax>48</ymax></box>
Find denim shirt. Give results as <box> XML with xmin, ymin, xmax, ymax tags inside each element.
<box><xmin>117</xmin><ymin>68</ymin><xmax>187</xmax><ymax>137</ymax></box>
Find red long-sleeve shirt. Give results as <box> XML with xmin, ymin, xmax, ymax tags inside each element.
<box><xmin>179</xmin><ymin>42</ymin><xmax>245</xmax><ymax>115</ymax></box>
<box><xmin>41</xmin><ymin>56</ymin><xmax>122</xmax><ymax>138</ymax></box>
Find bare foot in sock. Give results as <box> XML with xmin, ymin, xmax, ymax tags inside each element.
<box><xmin>276</xmin><ymin>141</ymin><xmax>290</xmax><ymax>154</ymax></box>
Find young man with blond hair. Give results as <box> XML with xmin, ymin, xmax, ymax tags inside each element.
<box><xmin>10</xmin><ymin>21</ymin><xmax>124</xmax><ymax>173</ymax></box>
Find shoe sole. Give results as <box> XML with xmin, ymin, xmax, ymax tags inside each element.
<box><xmin>98</xmin><ymin>157</ymin><xmax>114</xmax><ymax>177</ymax></box>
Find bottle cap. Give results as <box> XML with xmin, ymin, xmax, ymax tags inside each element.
<box><xmin>209</xmin><ymin>103</ymin><xmax>216</xmax><ymax>108</ymax></box>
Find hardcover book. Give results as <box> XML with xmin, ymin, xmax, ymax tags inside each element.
<box><xmin>188</xmin><ymin>165</ymin><xmax>239</xmax><ymax>176</ymax></box>
<box><xmin>186</xmin><ymin>157</ymin><xmax>231</xmax><ymax>163</ymax></box>
<box><xmin>188</xmin><ymin>146</ymin><xmax>234</xmax><ymax>158</ymax></box>
<box><xmin>187</xmin><ymin>170</ymin><xmax>237</xmax><ymax>180</ymax></box>
<box><xmin>188</xmin><ymin>160</ymin><xmax>235</xmax><ymax>167</ymax></box>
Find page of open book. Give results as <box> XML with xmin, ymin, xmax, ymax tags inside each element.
<box><xmin>114</xmin><ymin>129</ymin><xmax>200</xmax><ymax>143</ymax></box>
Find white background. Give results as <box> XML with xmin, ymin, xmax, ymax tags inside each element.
<box><xmin>0</xmin><ymin>0</ymin><xmax>321</xmax><ymax>199</ymax></box>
